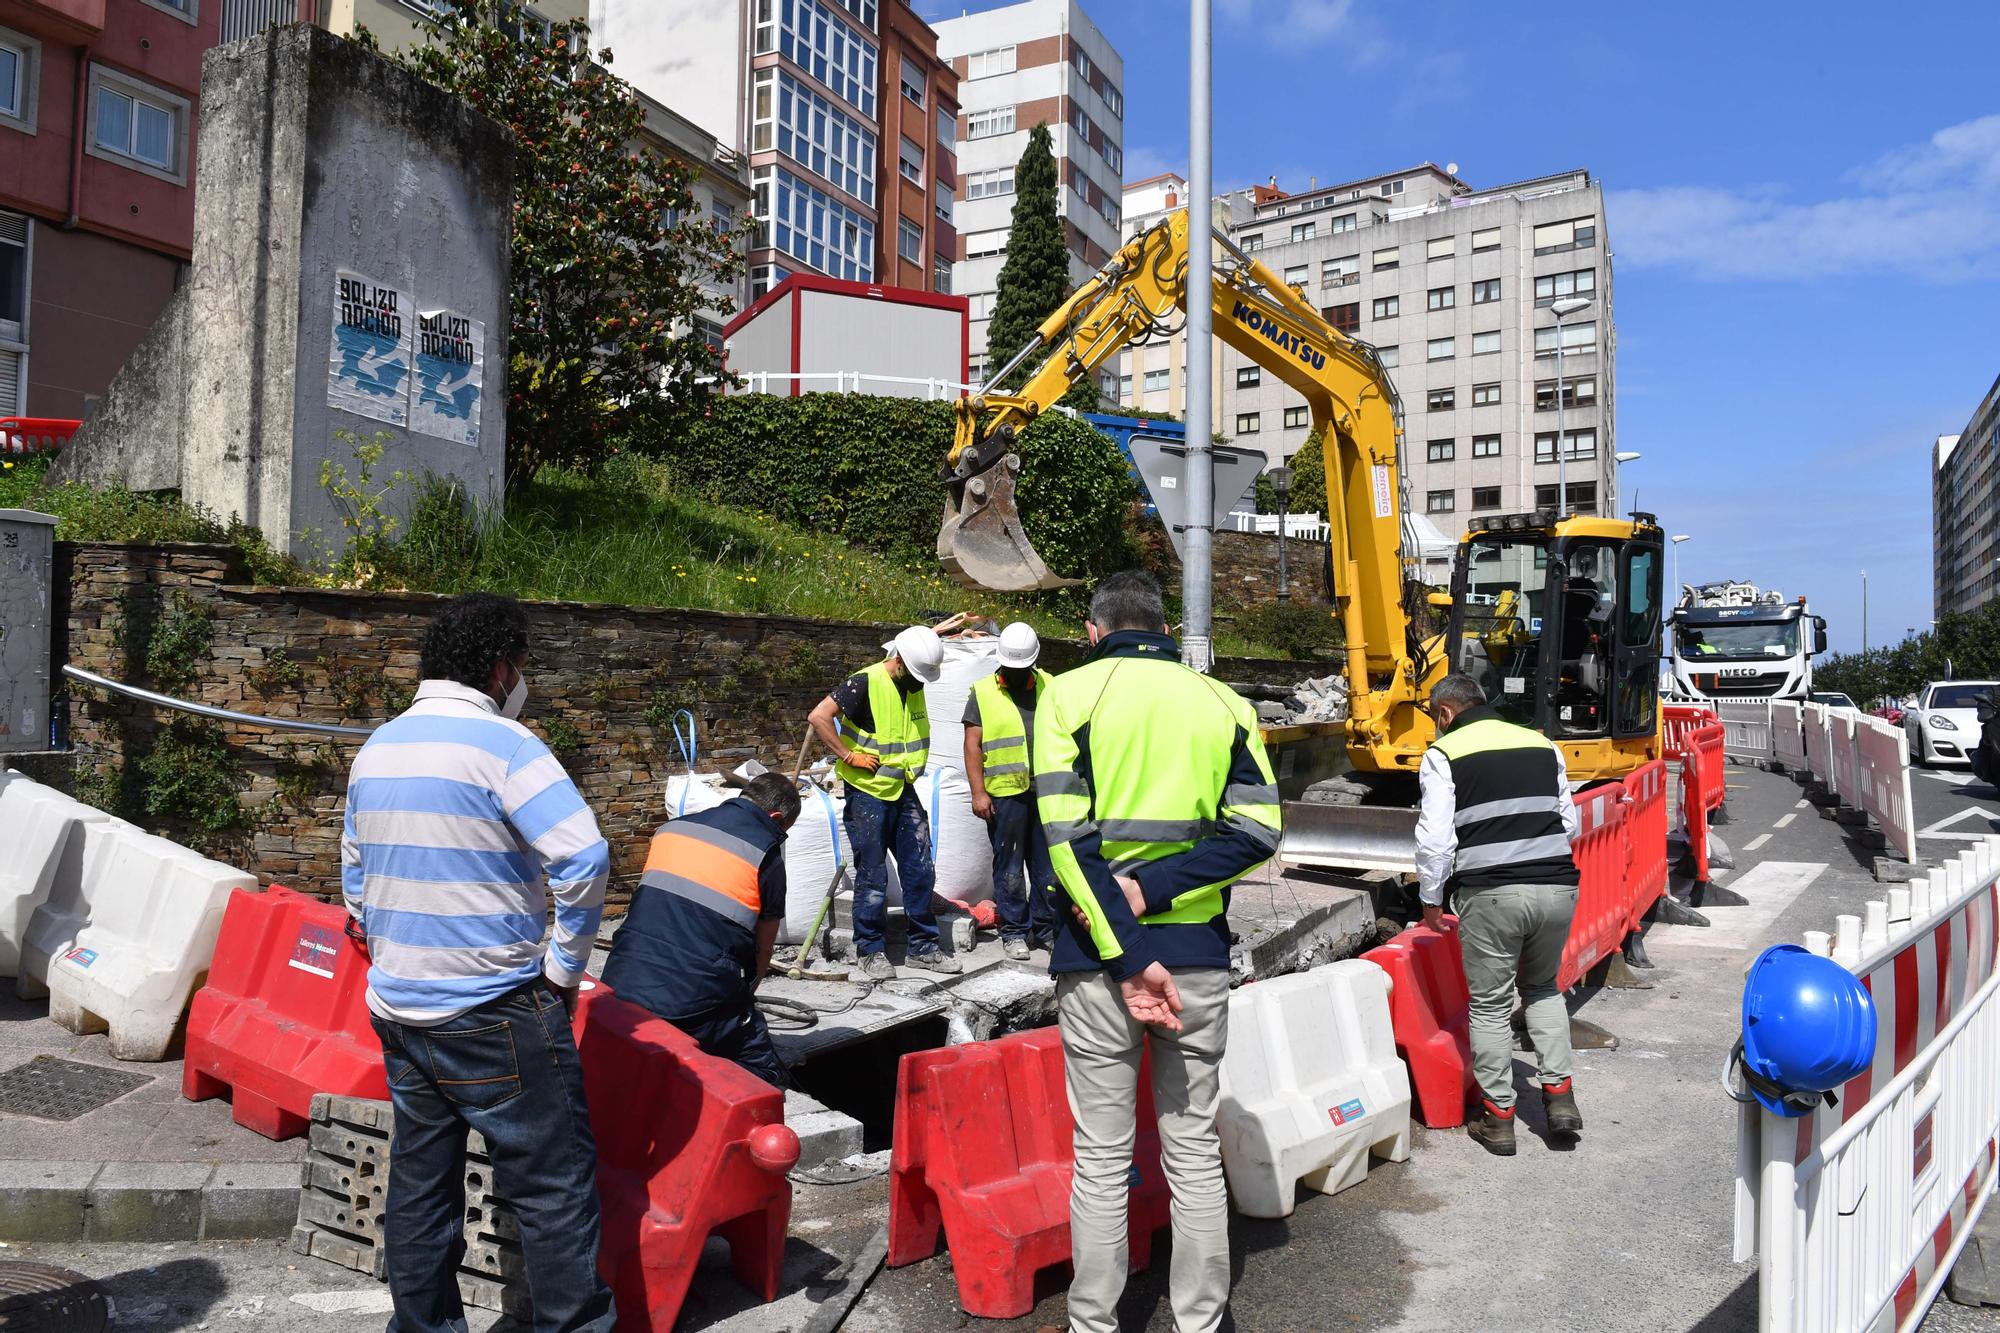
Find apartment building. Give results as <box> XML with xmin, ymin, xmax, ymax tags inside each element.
<box><xmin>1</xmin><ymin>0</ymin><xmax>224</xmax><ymax>417</ymax></box>
<box><xmin>934</xmin><ymin>0</ymin><xmax>1122</xmax><ymax>384</ymax></box>
<box><xmin>874</xmin><ymin>1</ymin><xmax>957</xmax><ymax>295</ymax></box>
<box><xmin>1935</xmin><ymin>372</ymin><xmax>2000</xmax><ymax>615</ymax></box>
<box><xmin>1209</xmin><ymin>164</ymin><xmax>1618</xmax><ymax>537</ymax></box>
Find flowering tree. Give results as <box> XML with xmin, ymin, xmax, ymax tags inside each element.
<box><xmin>382</xmin><ymin>2</ymin><xmax>749</xmax><ymax>490</ymax></box>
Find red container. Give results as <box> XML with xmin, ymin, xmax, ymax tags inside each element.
<box><xmin>1361</xmin><ymin>920</ymin><xmax>1476</xmax><ymax>1128</ymax></box>
<box><xmin>887</xmin><ymin>1026</ymin><xmax>1173</xmax><ymax>1318</ymax></box>
<box><xmin>182</xmin><ymin>885</ymin><xmax>384</xmax><ymax>1140</ymax></box>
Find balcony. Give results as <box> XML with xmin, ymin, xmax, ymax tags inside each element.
<box><xmin>18</xmin><ymin>0</ymin><xmax>105</xmax><ymax>35</ymax></box>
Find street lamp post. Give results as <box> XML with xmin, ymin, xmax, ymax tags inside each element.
<box><xmin>1671</xmin><ymin>534</ymin><xmax>1691</xmax><ymax>599</ymax></box>
<box><xmin>1548</xmin><ymin>296</ymin><xmax>1594</xmax><ymax>514</ymax></box>
<box><xmin>1612</xmin><ymin>449</ymin><xmax>1641</xmax><ymax>513</ymax></box>
<box><xmin>1270</xmin><ymin>465</ymin><xmax>1295</xmax><ymax>601</ymax></box>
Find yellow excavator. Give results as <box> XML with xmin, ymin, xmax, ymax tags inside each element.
<box><xmin>938</xmin><ymin>209</ymin><xmax>1665</xmax><ymax>867</ymax></box>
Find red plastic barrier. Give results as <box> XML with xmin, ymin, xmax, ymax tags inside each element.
<box><xmin>1691</xmin><ymin>721</ymin><xmax>1726</xmax><ymax>814</ymax></box>
<box><xmin>1360</xmin><ymin>920</ymin><xmax>1475</xmax><ymax>1128</ymax></box>
<box><xmin>1621</xmin><ymin>760</ymin><xmax>1670</xmax><ymax>925</ymax></box>
<box><xmin>575</xmin><ymin>984</ymin><xmax>799</xmax><ymax>1329</ymax></box>
<box><xmin>1681</xmin><ymin>748</ymin><xmax>1711</xmax><ymax>883</ymax></box>
<box><xmin>1662</xmin><ymin>704</ymin><xmax>1719</xmax><ymax>761</ymax></box>
<box><xmin>1</xmin><ymin>417</ymin><xmax>80</xmax><ymax>455</ymax></box>
<box><xmin>886</xmin><ymin>1026</ymin><xmax>1173</xmax><ymax>1318</ymax></box>
<box><xmin>183</xmin><ymin>885</ymin><xmax>384</xmax><ymax>1140</ymax></box>
<box><xmin>1558</xmin><ymin>784</ymin><xmax>1630</xmax><ymax>991</ymax></box>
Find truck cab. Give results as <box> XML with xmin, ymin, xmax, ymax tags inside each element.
<box><xmin>1669</xmin><ymin>590</ymin><xmax>1827</xmax><ymax>702</ymax></box>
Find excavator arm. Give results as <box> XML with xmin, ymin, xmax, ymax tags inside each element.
<box><xmin>940</xmin><ymin>207</ymin><xmax>1441</xmax><ymax>767</ymax></box>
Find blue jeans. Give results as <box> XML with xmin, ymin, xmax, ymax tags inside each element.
<box><xmin>987</xmin><ymin>792</ymin><xmax>1057</xmax><ymax>942</ymax></box>
<box><xmin>845</xmin><ymin>786</ymin><xmax>940</xmax><ymax>956</ymax></box>
<box><xmin>370</xmin><ymin>981</ymin><xmax>617</xmax><ymax>1333</ymax></box>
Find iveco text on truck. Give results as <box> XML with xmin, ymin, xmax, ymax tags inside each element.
<box><xmin>1669</xmin><ymin>581</ymin><xmax>1827</xmax><ymax>702</ymax></box>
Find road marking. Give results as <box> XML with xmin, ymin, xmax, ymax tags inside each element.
<box><xmin>1653</xmin><ymin>861</ymin><xmax>1828</xmax><ymax>952</ymax></box>
<box><xmin>1775</xmin><ymin>813</ymin><xmax>1797</xmax><ymax>828</ymax></box>
<box><xmin>1918</xmin><ymin>807</ymin><xmax>2000</xmax><ymax>841</ymax></box>
<box><xmin>1918</xmin><ymin>770</ymin><xmax>1978</xmax><ymax>788</ymax></box>
<box><xmin>1744</xmin><ymin>833</ymin><xmax>1772</xmax><ymax>852</ymax></box>
<box><xmin>1795</xmin><ymin>800</ymin><xmax>1809</xmax><ymax>810</ymax></box>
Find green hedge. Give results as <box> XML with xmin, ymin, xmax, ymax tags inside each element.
<box><xmin>652</xmin><ymin>394</ymin><xmax>1138</xmax><ymax>579</ymax></box>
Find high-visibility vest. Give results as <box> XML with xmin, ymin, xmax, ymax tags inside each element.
<box><xmin>634</xmin><ymin>799</ymin><xmax>782</xmax><ymax>931</ymax></box>
<box><xmin>1429</xmin><ymin>706</ymin><xmax>1579</xmax><ymax>895</ymax></box>
<box><xmin>836</xmin><ymin>660</ymin><xmax>929</xmax><ymax>800</ymax></box>
<box><xmin>971</xmin><ymin>669</ymin><xmax>1052</xmax><ymax>798</ymax></box>
<box><xmin>1034</xmin><ymin>648</ymin><xmax>1281</xmax><ymax>967</ymax></box>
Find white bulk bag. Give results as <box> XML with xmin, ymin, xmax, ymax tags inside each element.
<box><xmin>917</xmin><ymin>765</ymin><xmax>995</xmax><ymax>907</ymax></box>
<box><xmin>923</xmin><ymin>636</ymin><xmax>1001</xmax><ymax>776</ymax></box>
<box><xmin>663</xmin><ymin>773</ymin><xmax>729</xmax><ymax>818</ymax></box>
<box><xmin>778</xmin><ymin>783</ymin><xmax>902</xmax><ymax>945</ymax></box>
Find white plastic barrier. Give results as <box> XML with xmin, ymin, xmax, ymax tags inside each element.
<box><xmin>1735</xmin><ymin>839</ymin><xmax>2000</xmax><ymax>1332</ymax></box>
<box><xmin>1855</xmin><ymin>718</ymin><xmax>1920</xmax><ymax>865</ymax></box>
<box><xmin>1217</xmin><ymin>958</ymin><xmax>1412</xmax><ymax>1218</ymax></box>
<box><xmin>1718</xmin><ymin>701</ymin><xmax>1776</xmax><ymax>765</ymax></box>
<box><xmin>1802</xmin><ymin>702</ymin><xmax>1834</xmax><ymax>792</ymax></box>
<box><xmin>19</xmin><ymin>823</ymin><xmax>254</xmax><ymax>1060</ymax></box>
<box><xmin>1773</xmin><ymin>702</ymin><xmax>1809</xmax><ymax>773</ymax></box>
<box><xmin>0</xmin><ymin>772</ymin><xmax>118</xmax><ymax>978</ymax></box>
<box><xmin>1831</xmin><ymin>710</ymin><xmax>1863</xmax><ymax>804</ymax></box>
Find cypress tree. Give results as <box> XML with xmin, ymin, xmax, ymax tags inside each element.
<box><xmin>985</xmin><ymin>124</ymin><xmax>1100</xmax><ymax>411</ymax></box>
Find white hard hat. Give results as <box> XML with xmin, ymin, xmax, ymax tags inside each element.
<box><xmin>892</xmin><ymin>625</ymin><xmax>944</xmax><ymax>683</ymax></box>
<box><xmin>997</xmin><ymin>622</ymin><xmax>1040</xmax><ymax>668</ymax></box>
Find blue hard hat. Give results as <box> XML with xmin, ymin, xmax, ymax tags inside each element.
<box><xmin>1738</xmin><ymin>945</ymin><xmax>1877</xmax><ymax>1118</ymax></box>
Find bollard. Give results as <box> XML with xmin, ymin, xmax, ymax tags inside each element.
<box><xmin>1887</xmin><ymin>888</ymin><xmax>1911</xmax><ymax>924</ymax></box>
<box><xmin>1833</xmin><ymin>914</ymin><xmax>1862</xmax><ymax>965</ymax></box>
<box><xmin>1802</xmin><ymin>930</ymin><xmax>1831</xmax><ymax>957</ymax></box>
<box><xmin>1862</xmin><ymin>900</ymin><xmax>1889</xmax><ymax>954</ymax></box>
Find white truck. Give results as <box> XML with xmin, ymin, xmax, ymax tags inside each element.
<box><xmin>1668</xmin><ymin>581</ymin><xmax>1828</xmax><ymax>703</ymax></box>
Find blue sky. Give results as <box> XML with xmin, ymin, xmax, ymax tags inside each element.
<box><xmin>918</xmin><ymin>0</ymin><xmax>2000</xmax><ymax>652</ymax></box>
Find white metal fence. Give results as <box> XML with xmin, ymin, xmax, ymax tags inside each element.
<box><xmin>1226</xmin><ymin>511</ymin><xmax>1329</xmax><ymax>540</ymax></box>
<box><xmin>727</xmin><ymin>371</ymin><xmax>974</xmax><ymax>400</ymax></box>
<box><xmin>1718</xmin><ymin>700</ymin><xmax>1776</xmax><ymax>764</ymax></box>
<box><xmin>221</xmin><ymin>0</ymin><xmax>309</xmax><ymax>43</ymax></box>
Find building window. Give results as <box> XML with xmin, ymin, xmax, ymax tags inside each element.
<box><xmin>965</xmin><ymin>166</ymin><xmax>1014</xmax><ymax>199</ymax></box>
<box><xmin>1236</xmin><ymin>412</ymin><xmax>1261</xmax><ymax>434</ymax></box>
<box><xmin>899</xmin><ymin>134</ymin><xmax>924</xmax><ymax>185</ymax></box>
<box><xmin>1376</xmin><ymin>345</ymin><xmax>1399</xmax><ymax>368</ymax></box>
<box><xmin>0</xmin><ymin>27</ymin><xmax>38</xmax><ymax>133</ymax></box>
<box><xmin>1284</xmin><ymin>405</ymin><xmax>1308</xmax><ymax>429</ymax></box>
<box><xmin>1070</xmin><ymin>102</ymin><xmax>1091</xmax><ymax>141</ymax></box>
<box><xmin>1373</xmin><ymin>246</ymin><xmax>1399</xmax><ymax>270</ymax></box>
<box><xmin>966</xmin><ymin>44</ymin><xmax>1016</xmax><ymax>78</ymax></box>
<box><xmin>1534</xmin><ymin>267</ymin><xmax>1597</xmax><ymax>306</ymax></box>
<box><xmin>1532</xmin><ymin>215</ymin><xmax>1598</xmax><ymax>255</ymax></box>
<box><xmin>1237</xmin><ymin>366</ymin><xmax>1261</xmax><ymax>387</ymax></box>
<box><xmin>1535</xmin><ymin>481</ymin><xmax>1597</xmax><ymax>512</ymax></box>
<box><xmin>1470</xmin><ymin>382</ymin><xmax>1501</xmax><ymax>407</ymax></box>
<box><xmin>1427</xmin><ymin>387</ymin><xmax>1455</xmax><ymax>412</ymax></box>
<box><xmin>1472</xmin><ymin>434</ymin><xmax>1501</xmax><ymax>458</ymax></box>
<box><xmin>1534</xmin><ymin>321</ymin><xmax>1596</xmax><ymax>356</ymax></box>
<box><xmin>1144</xmin><ymin>368</ymin><xmax>1170</xmax><ymax>392</ymax></box>
<box><xmin>1427</xmin><ymin>336</ymin><xmax>1454</xmax><ymax>361</ymax></box>
<box><xmin>138</xmin><ymin>0</ymin><xmax>197</xmax><ymax>20</ymax></box>
<box><xmin>1102</xmin><ymin>81</ymin><xmax>1123</xmax><ymax>115</ymax></box>
<box><xmin>1240</xmin><ymin>233</ymin><xmax>1264</xmax><ymax>252</ymax></box>
<box><xmin>1533</xmin><ymin>429</ymin><xmax>1598</xmax><ymax>463</ymax></box>
<box><xmin>1471</xmin><ymin>226</ymin><xmax>1501</xmax><ymax>252</ymax></box>
<box><xmin>1534</xmin><ymin>376</ymin><xmax>1597</xmax><ymax>410</ymax></box>
<box><xmin>899</xmin><ymin>217</ymin><xmax>923</xmax><ymax>263</ymax></box>
<box><xmin>1330</xmin><ymin>212</ymin><xmax>1356</xmax><ymax>233</ymax></box>
<box><xmin>1323</xmin><ymin>302</ymin><xmax>1359</xmax><ymax>334</ymax></box>
<box><xmin>88</xmin><ymin>67</ymin><xmax>189</xmax><ymax>181</ymax></box>
<box><xmin>1371</xmin><ymin>295</ymin><xmax>1398</xmax><ymax>320</ymax></box>
<box><xmin>750</xmin><ymin>263</ymin><xmax>780</xmax><ymax>297</ymax></box>
<box><xmin>936</xmin><ymin>104</ymin><xmax>956</xmax><ymax>148</ymax></box>
<box><xmin>964</xmin><ymin>229</ymin><xmax>1007</xmax><ymax>259</ymax></box>
<box><xmin>1472</xmin><ymin>485</ymin><xmax>1502</xmax><ymax>510</ymax></box>
<box><xmin>761</xmin><ymin>68</ymin><xmax>878</xmax><ymax>207</ymax></box>
<box><xmin>1427</xmin><ymin>489</ymin><xmax>1455</xmax><ymax>514</ymax></box>
<box><xmin>1116</xmin><ymin>373</ymin><xmax>1132</xmax><ymax>398</ymax></box>
<box><xmin>1322</xmin><ymin>254</ymin><xmax>1358</xmax><ymax>288</ymax></box>
<box><xmin>1472</xmin><ymin>278</ymin><xmax>1501</xmax><ymax>304</ymax></box>
<box><xmin>935</xmin><ymin>183</ymin><xmax>953</xmax><ymax>224</ymax></box>
<box><xmin>900</xmin><ymin>54</ymin><xmax>924</xmax><ymax>106</ymax></box>
<box><xmin>1427</xmin><ymin>286</ymin><xmax>1455</xmax><ymax>311</ymax></box>
<box><xmin>933</xmin><ymin>257</ymin><xmax>951</xmax><ymax>292</ymax></box>
<box><xmin>774</xmin><ymin>0</ymin><xmax>879</xmax><ymax>118</ymax></box>
<box><xmin>1281</xmin><ymin>263</ymin><xmax>1309</xmax><ymax>290</ymax></box>
<box><xmin>756</xmin><ymin>165</ymin><xmax>875</xmax><ymax>281</ymax></box>
<box><xmin>1379</xmin><ymin>178</ymin><xmax>1406</xmax><ymax>196</ymax></box>
<box><xmin>1102</xmin><ymin>139</ymin><xmax>1121</xmax><ymax>173</ymax></box>
<box><xmin>967</xmin><ymin>107</ymin><xmax>1014</xmax><ymax>140</ymax></box>
<box><xmin>1291</xmin><ymin>221</ymin><xmax>1316</xmax><ymax>243</ymax></box>
<box><xmin>1426</xmin><ymin>235</ymin><xmax>1455</xmax><ymax>261</ymax></box>
<box><xmin>1427</xmin><ymin>439</ymin><xmax>1454</xmax><ymax>462</ymax></box>
<box><xmin>1071</xmin><ymin>43</ymin><xmax>1093</xmax><ymax>81</ymax></box>
<box><xmin>1471</xmin><ymin>330</ymin><xmax>1501</xmax><ymax>355</ymax></box>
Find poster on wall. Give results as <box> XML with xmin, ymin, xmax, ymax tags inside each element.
<box><xmin>410</xmin><ymin>308</ymin><xmax>485</xmax><ymax>447</ymax></box>
<box><xmin>328</xmin><ymin>271</ymin><xmax>412</xmax><ymax>427</ymax></box>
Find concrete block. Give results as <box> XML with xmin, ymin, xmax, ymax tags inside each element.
<box><xmin>1231</xmin><ymin>887</ymin><xmax>1375</xmax><ymax>984</ymax></box>
<box><xmin>0</xmin><ymin>1160</ymin><xmax>99</xmax><ymax>1241</ymax></box>
<box><xmin>203</xmin><ymin>1161</ymin><xmax>306</xmax><ymax>1240</ymax></box>
<box><xmin>87</xmin><ymin>1160</ymin><xmax>210</xmax><ymax>1241</ymax></box>
<box><xmin>1874</xmin><ymin>857</ymin><xmax>1931</xmax><ymax>884</ymax></box>
<box><xmin>786</xmin><ymin>1089</ymin><xmax>864</xmax><ymax>1171</ymax></box>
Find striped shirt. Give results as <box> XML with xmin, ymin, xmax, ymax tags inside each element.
<box><xmin>341</xmin><ymin>679</ymin><xmax>610</xmax><ymax>1026</ymax></box>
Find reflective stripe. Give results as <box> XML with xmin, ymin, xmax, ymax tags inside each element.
<box><xmin>1223</xmin><ymin>782</ymin><xmax>1280</xmax><ymax>808</ymax></box>
<box><xmin>1222</xmin><ymin>809</ymin><xmax>1282</xmax><ymax>852</ymax></box>
<box><xmin>1452</xmin><ymin>833</ymin><xmax>1575</xmax><ymax>873</ymax></box>
<box><xmin>1035</xmin><ymin>771</ymin><xmax>1089</xmax><ymax>798</ymax></box>
<box><xmin>985</xmin><ymin>761</ymin><xmax>1029</xmax><ymax>777</ymax></box>
<box><xmin>1100</xmin><ymin>817</ymin><xmax>1212</xmax><ymax>844</ymax></box>
<box><xmin>1044</xmin><ymin>817</ymin><xmax>1097</xmax><ymax>845</ymax></box>
<box><xmin>1454</xmin><ymin>795</ymin><xmax>1570</xmax><ymax>828</ymax></box>
<box><xmin>981</xmin><ymin>735</ymin><xmax>1015</xmax><ymax>752</ymax></box>
<box><xmin>879</xmin><ymin>766</ymin><xmax>907</xmax><ymax>782</ymax></box>
<box><xmin>651</xmin><ymin>820</ymin><xmax>766</xmax><ymax>864</ymax></box>
<box><xmin>640</xmin><ymin>869</ymin><xmax>758</xmax><ymax>931</ymax></box>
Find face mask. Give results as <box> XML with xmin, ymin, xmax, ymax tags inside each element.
<box><xmin>1000</xmin><ymin>665</ymin><xmax>1034</xmax><ymax>688</ymax></box>
<box><xmin>499</xmin><ymin>662</ymin><xmax>528</xmax><ymax>720</ymax></box>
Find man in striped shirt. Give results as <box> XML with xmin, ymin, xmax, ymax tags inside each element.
<box><xmin>343</xmin><ymin>592</ymin><xmax>616</xmax><ymax>1333</ymax></box>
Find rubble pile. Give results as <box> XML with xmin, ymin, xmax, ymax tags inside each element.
<box><xmin>1270</xmin><ymin>673</ymin><xmax>1349</xmax><ymax>725</ymax></box>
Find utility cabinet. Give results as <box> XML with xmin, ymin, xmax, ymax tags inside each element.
<box><xmin>0</xmin><ymin>510</ymin><xmax>57</xmax><ymax>754</ymax></box>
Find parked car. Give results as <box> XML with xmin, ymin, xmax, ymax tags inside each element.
<box><xmin>1902</xmin><ymin>681</ymin><xmax>2000</xmax><ymax>766</ymax></box>
<box><xmin>1871</xmin><ymin>704</ymin><xmax>1905</xmax><ymax>726</ymax></box>
<box><xmin>1809</xmin><ymin>692</ymin><xmax>1858</xmax><ymax>711</ymax></box>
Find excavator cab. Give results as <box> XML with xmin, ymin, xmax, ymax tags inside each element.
<box><xmin>1446</xmin><ymin>511</ymin><xmax>1665</xmax><ymax>778</ymax></box>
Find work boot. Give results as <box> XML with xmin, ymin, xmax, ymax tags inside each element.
<box><xmin>1467</xmin><ymin>1100</ymin><xmax>1517</xmax><ymax>1156</ymax></box>
<box><xmin>1542</xmin><ymin>1078</ymin><xmax>1583</xmax><ymax>1137</ymax></box>
<box><xmin>859</xmin><ymin>953</ymin><xmax>896</xmax><ymax>981</ymax></box>
<box><xmin>1002</xmin><ymin>938</ymin><xmax>1031</xmax><ymax>962</ymax></box>
<box><xmin>906</xmin><ymin>949</ymin><xmax>963</xmax><ymax>975</ymax></box>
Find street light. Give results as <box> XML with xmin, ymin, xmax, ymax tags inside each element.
<box><xmin>1613</xmin><ymin>450</ymin><xmax>1641</xmax><ymax>512</ymax></box>
<box><xmin>1671</xmin><ymin>533</ymin><xmax>1691</xmax><ymax>599</ymax></box>
<box><xmin>1269</xmin><ymin>465</ymin><xmax>1295</xmax><ymax>601</ymax></box>
<box><xmin>1549</xmin><ymin>295</ymin><xmax>1595</xmax><ymax>515</ymax></box>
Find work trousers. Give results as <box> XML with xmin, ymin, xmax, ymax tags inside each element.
<box><xmin>1056</xmin><ymin>967</ymin><xmax>1231</xmax><ymax>1333</ymax></box>
<box><xmin>845</xmin><ymin>787</ymin><xmax>941</xmax><ymax>957</ymax></box>
<box><xmin>673</xmin><ymin>1000</ymin><xmax>788</xmax><ymax>1088</ymax></box>
<box><xmin>986</xmin><ymin>791</ymin><xmax>1057</xmax><ymax>943</ymax></box>
<box><xmin>370</xmin><ymin>980</ymin><xmax>617</xmax><ymax>1333</ymax></box>
<box><xmin>1455</xmin><ymin>881</ymin><xmax>1578</xmax><ymax>1111</ymax></box>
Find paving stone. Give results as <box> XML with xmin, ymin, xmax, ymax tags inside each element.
<box><xmin>0</xmin><ymin>1160</ymin><xmax>99</xmax><ymax>1240</ymax></box>
<box><xmin>203</xmin><ymin>1161</ymin><xmax>305</xmax><ymax>1240</ymax></box>
<box><xmin>86</xmin><ymin>1160</ymin><xmax>209</xmax><ymax>1241</ymax></box>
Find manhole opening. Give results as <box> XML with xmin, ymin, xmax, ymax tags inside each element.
<box><xmin>0</xmin><ymin>1260</ymin><xmax>110</xmax><ymax>1333</ymax></box>
<box><xmin>0</xmin><ymin>1055</ymin><xmax>152</xmax><ymax>1122</ymax></box>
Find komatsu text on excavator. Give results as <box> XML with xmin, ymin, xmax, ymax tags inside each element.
<box><xmin>937</xmin><ymin>209</ymin><xmax>1664</xmax><ymax>870</ymax></box>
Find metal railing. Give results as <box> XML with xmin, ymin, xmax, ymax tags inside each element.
<box><xmin>63</xmin><ymin>665</ymin><xmax>375</xmax><ymax>739</ymax></box>
<box><xmin>726</xmin><ymin>370</ymin><xmax>975</xmax><ymax>400</ymax></box>
<box><xmin>220</xmin><ymin>0</ymin><xmax>315</xmax><ymax>43</ymax></box>
<box><xmin>1227</xmin><ymin>511</ymin><xmax>1329</xmax><ymax>540</ymax></box>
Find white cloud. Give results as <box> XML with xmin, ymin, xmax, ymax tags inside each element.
<box><xmin>1611</xmin><ymin>115</ymin><xmax>2000</xmax><ymax>281</ymax></box>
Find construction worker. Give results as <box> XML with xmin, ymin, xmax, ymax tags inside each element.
<box><xmin>963</xmin><ymin>622</ymin><xmax>1058</xmax><ymax>960</ymax></box>
<box><xmin>1032</xmin><ymin>570</ymin><xmax>1281</xmax><ymax>1333</ymax></box>
<box><xmin>808</xmin><ymin>625</ymin><xmax>963</xmax><ymax>980</ymax></box>
<box><xmin>600</xmin><ymin>773</ymin><xmax>803</xmax><ymax>1087</ymax></box>
<box><xmin>1415</xmin><ymin>672</ymin><xmax>1585</xmax><ymax>1156</ymax></box>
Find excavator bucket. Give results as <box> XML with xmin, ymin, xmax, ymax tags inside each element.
<box><xmin>937</xmin><ymin>452</ymin><xmax>1081</xmax><ymax>592</ymax></box>
<box><xmin>1278</xmin><ymin>801</ymin><xmax>1420</xmax><ymax>875</ymax></box>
